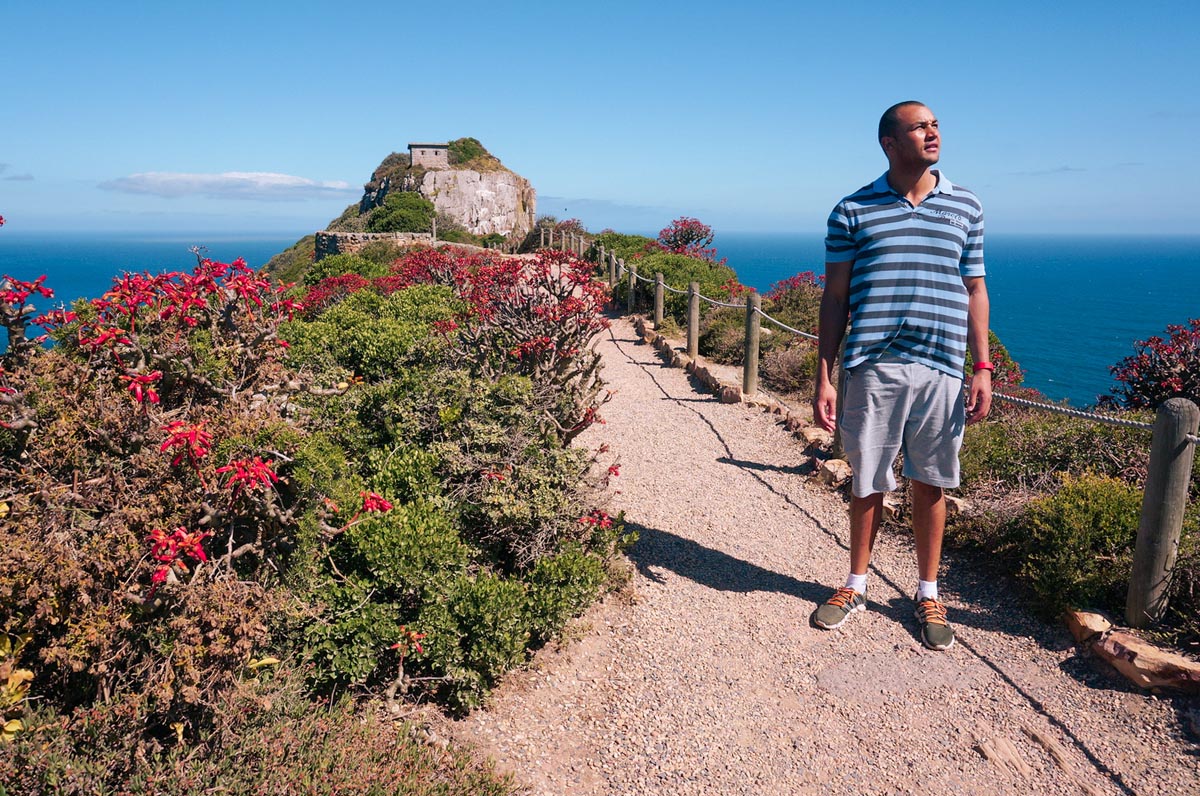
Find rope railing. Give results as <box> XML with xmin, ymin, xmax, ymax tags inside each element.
<box><xmin>699</xmin><ymin>294</ymin><xmax>746</xmax><ymax>309</ymax></box>
<box><xmin>590</xmin><ymin>239</ymin><xmax>1199</xmax><ymax>628</ymax></box>
<box><xmin>990</xmin><ymin>392</ymin><xmax>1156</xmax><ymax>430</ymax></box>
<box><xmin>755</xmin><ymin>306</ymin><xmax>819</xmax><ymax>342</ymax></box>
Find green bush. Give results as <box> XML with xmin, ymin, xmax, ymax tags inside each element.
<box><xmin>284</xmin><ymin>286</ymin><xmax>458</xmax><ymax>379</ymax></box>
<box><xmin>620</xmin><ymin>252</ymin><xmax>738</xmax><ymax>322</ymax></box>
<box><xmin>447</xmin><ymin>137</ymin><xmax>489</xmax><ymax>165</ymax></box>
<box><xmin>367</xmin><ymin>192</ymin><xmax>436</xmax><ymax>233</ymax></box>
<box><xmin>343</xmin><ymin>503</ymin><xmax>471</xmax><ymax>599</ymax></box>
<box><xmin>1014</xmin><ymin>474</ymin><xmax>1141</xmax><ymax>614</ymax></box>
<box><xmin>526</xmin><ymin>546</ymin><xmax>605</xmax><ymax>643</ymax></box>
<box><xmin>415</xmin><ymin>572</ymin><xmax>530</xmax><ymax>712</ymax></box>
<box><xmin>960</xmin><ymin>412</ymin><xmax>1151</xmax><ymax>491</ymax></box>
<box><xmin>592</xmin><ymin>231</ymin><xmax>656</xmax><ymax>261</ymax></box>
<box><xmin>303</xmin><ymin>253</ymin><xmax>391</xmax><ymax>286</ymax></box>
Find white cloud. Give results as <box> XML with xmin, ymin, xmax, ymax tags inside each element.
<box><xmin>99</xmin><ymin>171</ymin><xmax>356</xmax><ymax>201</ymax></box>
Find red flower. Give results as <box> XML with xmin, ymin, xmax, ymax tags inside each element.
<box><xmin>607</xmin><ymin>464</ymin><xmax>620</xmax><ymax>477</ymax></box>
<box><xmin>390</xmin><ymin>625</ymin><xmax>426</xmax><ymax>656</ymax></box>
<box><xmin>216</xmin><ymin>456</ymin><xmax>279</xmax><ymax>497</ymax></box>
<box><xmin>121</xmin><ymin>370</ymin><xmax>162</xmax><ymax>405</ymax></box>
<box><xmin>360</xmin><ymin>491</ymin><xmax>393</xmax><ymax>513</ymax></box>
<box><xmin>145</xmin><ymin>527</ymin><xmax>210</xmax><ymax>598</ymax></box>
<box><xmin>160</xmin><ymin>421</ymin><xmax>212</xmax><ymax>468</ymax></box>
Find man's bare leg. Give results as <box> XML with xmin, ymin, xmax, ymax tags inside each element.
<box><xmin>849</xmin><ymin>492</ymin><xmax>884</xmax><ymax>576</ymax></box>
<box><xmin>910</xmin><ymin>479</ymin><xmax>945</xmax><ymax>583</ymax></box>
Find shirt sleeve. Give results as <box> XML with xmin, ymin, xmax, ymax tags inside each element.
<box><xmin>825</xmin><ymin>202</ymin><xmax>856</xmax><ymax>264</ymax></box>
<box><xmin>960</xmin><ymin>206</ymin><xmax>985</xmax><ymax>278</ymax></box>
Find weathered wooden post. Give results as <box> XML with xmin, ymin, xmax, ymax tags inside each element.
<box><xmin>653</xmin><ymin>273</ymin><xmax>664</xmax><ymax>329</ymax></box>
<box><xmin>743</xmin><ymin>291</ymin><xmax>761</xmax><ymax>396</ymax></box>
<box><xmin>608</xmin><ymin>252</ymin><xmax>617</xmax><ymax>288</ymax></box>
<box><xmin>540</xmin><ymin>227</ymin><xmax>546</xmax><ymax>248</ymax></box>
<box><xmin>598</xmin><ymin>243</ymin><xmax>605</xmax><ymax>269</ymax></box>
<box><xmin>687</xmin><ymin>281</ymin><xmax>699</xmax><ymax>360</ymax></box>
<box><xmin>626</xmin><ymin>262</ymin><xmax>637</xmax><ymax>314</ymax></box>
<box><xmin>1127</xmin><ymin>397</ymin><xmax>1200</xmax><ymax>627</ymax></box>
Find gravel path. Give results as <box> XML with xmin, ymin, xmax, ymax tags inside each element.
<box><xmin>447</xmin><ymin>316</ymin><xmax>1199</xmax><ymax>796</ymax></box>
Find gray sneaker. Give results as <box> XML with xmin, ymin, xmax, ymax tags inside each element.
<box><xmin>914</xmin><ymin>595</ymin><xmax>956</xmax><ymax>650</ymax></box>
<box><xmin>812</xmin><ymin>586</ymin><xmax>866</xmax><ymax>630</ymax></box>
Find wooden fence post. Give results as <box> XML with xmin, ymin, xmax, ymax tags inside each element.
<box><xmin>653</xmin><ymin>273</ymin><xmax>664</xmax><ymax>329</ymax></box>
<box><xmin>1127</xmin><ymin>397</ymin><xmax>1200</xmax><ymax>627</ymax></box>
<box><xmin>598</xmin><ymin>243</ymin><xmax>605</xmax><ymax>269</ymax></box>
<box><xmin>626</xmin><ymin>262</ymin><xmax>637</xmax><ymax>314</ymax></box>
<box><xmin>743</xmin><ymin>291</ymin><xmax>761</xmax><ymax>396</ymax></box>
<box><xmin>540</xmin><ymin>228</ymin><xmax>545</xmax><ymax>248</ymax></box>
<box><xmin>687</xmin><ymin>282</ymin><xmax>699</xmax><ymax>360</ymax></box>
<box><xmin>609</xmin><ymin>253</ymin><xmax>617</xmax><ymax>288</ymax></box>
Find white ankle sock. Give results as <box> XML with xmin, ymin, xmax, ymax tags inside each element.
<box><xmin>917</xmin><ymin>579</ymin><xmax>938</xmax><ymax>601</ymax></box>
<box><xmin>845</xmin><ymin>573</ymin><xmax>868</xmax><ymax>594</ymax></box>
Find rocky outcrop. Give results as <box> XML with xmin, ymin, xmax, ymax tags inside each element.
<box><xmin>351</xmin><ymin>143</ymin><xmax>536</xmax><ymax>240</ymax></box>
<box><xmin>419</xmin><ymin>168</ymin><xmax>535</xmax><ymax>239</ymax></box>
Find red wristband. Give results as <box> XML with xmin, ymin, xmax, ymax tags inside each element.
<box><xmin>972</xmin><ymin>361</ymin><xmax>995</xmax><ymax>373</ymax></box>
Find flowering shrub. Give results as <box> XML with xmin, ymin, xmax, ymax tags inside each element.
<box><xmin>656</xmin><ymin>217</ymin><xmax>726</xmax><ymax>265</ymax></box>
<box><xmin>0</xmin><ymin>231</ymin><xmax>626</xmax><ymax>784</ymax></box>
<box><xmin>0</xmin><ymin>250</ymin><xmax>332</xmax><ymax>755</ymax></box>
<box><xmin>1109</xmin><ymin>318</ymin><xmax>1200</xmax><ymax>408</ymax></box>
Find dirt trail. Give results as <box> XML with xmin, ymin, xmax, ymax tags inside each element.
<box><xmin>446</xmin><ymin>316</ymin><xmax>1198</xmax><ymax>796</ymax></box>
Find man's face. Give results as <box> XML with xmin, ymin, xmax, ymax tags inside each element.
<box><xmin>883</xmin><ymin>104</ymin><xmax>940</xmax><ymax>167</ymax></box>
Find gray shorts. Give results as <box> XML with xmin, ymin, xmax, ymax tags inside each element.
<box><xmin>839</xmin><ymin>354</ymin><xmax>966</xmax><ymax>498</ymax></box>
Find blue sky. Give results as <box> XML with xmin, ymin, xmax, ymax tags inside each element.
<box><xmin>3</xmin><ymin>1</ymin><xmax>1198</xmax><ymax>237</ymax></box>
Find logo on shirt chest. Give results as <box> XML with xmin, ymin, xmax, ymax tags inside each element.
<box><xmin>925</xmin><ymin>209</ymin><xmax>969</xmax><ymax>230</ymax></box>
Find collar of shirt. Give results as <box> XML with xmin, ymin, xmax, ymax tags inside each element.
<box><xmin>874</xmin><ymin>169</ymin><xmax>953</xmax><ymax>199</ymax></box>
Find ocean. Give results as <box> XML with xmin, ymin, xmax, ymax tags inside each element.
<box><xmin>1</xmin><ymin>231</ymin><xmax>1197</xmax><ymax>408</ymax></box>
<box><xmin>714</xmin><ymin>233</ymin><xmax>1200</xmax><ymax>408</ymax></box>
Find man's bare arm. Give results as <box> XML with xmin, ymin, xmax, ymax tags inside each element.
<box><xmin>963</xmin><ymin>275</ymin><xmax>992</xmax><ymax>424</ymax></box>
<box><xmin>813</xmin><ymin>261</ymin><xmax>852</xmax><ymax>432</ymax></box>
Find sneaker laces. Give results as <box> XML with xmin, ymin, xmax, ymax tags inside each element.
<box><xmin>916</xmin><ymin>598</ymin><xmax>949</xmax><ymax>626</ymax></box>
<box><xmin>825</xmin><ymin>586</ymin><xmax>859</xmax><ymax>608</ymax></box>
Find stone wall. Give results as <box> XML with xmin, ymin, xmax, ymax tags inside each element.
<box><xmin>314</xmin><ymin>231</ymin><xmax>434</xmax><ymax>261</ymax></box>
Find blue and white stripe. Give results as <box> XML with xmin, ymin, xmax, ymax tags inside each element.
<box><xmin>825</xmin><ymin>170</ymin><xmax>985</xmax><ymax>379</ymax></box>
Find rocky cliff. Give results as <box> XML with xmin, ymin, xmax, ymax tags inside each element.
<box><xmin>337</xmin><ymin>139</ymin><xmax>536</xmax><ymax>240</ymax></box>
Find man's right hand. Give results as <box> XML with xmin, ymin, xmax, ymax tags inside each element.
<box><xmin>813</xmin><ymin>380</ymin><xmax>838</xmax><ymax>433</ymax></box>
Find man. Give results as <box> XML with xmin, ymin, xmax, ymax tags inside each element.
<box><xmin>810</xmin><ymin>101</ymin><xmax>992</xmax><ymax>651</ymax></box>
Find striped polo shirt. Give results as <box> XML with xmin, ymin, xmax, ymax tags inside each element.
<box><xmin>825</xmin><ymin>169</ymin><xmax>985</xmax><ymax>379</ymax></box>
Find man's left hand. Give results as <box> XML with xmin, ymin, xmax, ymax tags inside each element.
<box><xmin>966</xmin><ymin>371</ymin><xmax>993</xmax><ymax>424</ymax></box>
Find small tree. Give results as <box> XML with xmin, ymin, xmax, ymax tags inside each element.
<box><xmin>1109</xmin><ymin>318</ymin><xmax>1200</xmax><ymax>408</ymax></box>
<box><xmin>656</xmin><ymin>217</ymin><xmax>724</xmax><ymax>265</ymax></box>
<box><xmin>658</xmin><ymin>217</ymin><xmax>714</xmax><ymax>252</ymax></box>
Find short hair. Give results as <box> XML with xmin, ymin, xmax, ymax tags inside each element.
<box><xmin>878</xmin><ymin>101</ymin><xmax>927</xmax><ymax>142</ymax></box>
